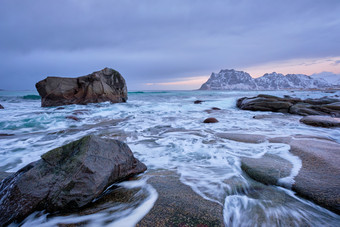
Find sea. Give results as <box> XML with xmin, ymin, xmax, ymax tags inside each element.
<box><xmin>0</xmin><ymin>90</ymin><xmax>339</xmax><ymax>226</ymax></box>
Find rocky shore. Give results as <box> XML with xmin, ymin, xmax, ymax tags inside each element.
<box><xmin>237</xmin><ymin>94</ymin><xmax>340</xmax><ymax>127</ymax></box>
<box><xmin>218</xmin><ymin>132</ymin><xmax>340</xmax><ymax>214</ymax></box>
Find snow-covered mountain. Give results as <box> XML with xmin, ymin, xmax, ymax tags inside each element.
<box><xmin>199</xmin><ymin>69</ymin><xmax>336</xmax><ymax>90</ymax></box>
<box><xmin>311</xmin><ymin>72</ymin><xmax>340</xmax><ymax>85</ymax></box>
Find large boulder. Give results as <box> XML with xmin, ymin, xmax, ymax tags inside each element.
<box><xmin>0</xmin><ymin>135</ymin><xmax>146</xmax><ymax>226</ymax></box>
<box><xmin>237</xmin><ymin>94</ymin><xmax>340</xmax><ymax>117</ymax></box>
<box><xmin>36</xmin><ymin>68</ymin><xmax>128</xmax><ymax>107</ymax></box>
<box><xmin>236</xmin><ymin>95</ymin><xmax>294</xmax><ymax>113</ymax></box>
<box><xmin>241</xmin><ymin>136</ymin><xmax>340</xmax><ymax>214</ymax></box>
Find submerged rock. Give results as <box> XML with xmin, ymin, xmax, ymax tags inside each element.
<box><xmin>194</xmin><ymin>100</ymin><xmax>204</xmax><ymax>104</ymax></box>
<box><xmin>241</xmin><ymin>136</ymin><xmax>340</xmax><ymax>214</ymax></box>
<box><xmin>36</xmin><ymin>68</ymin><xmax>127</xmax><ymax>107</ymax></box>
<box><xmin>0</xmin><ymin>135</ymin><xmax>146</xmax><ymax>226</ymax></box>
<box><xmin>300</xmin><ymin>115</ymin><xmax>340</xmax><ymax>128</ymax></box>
<box><xmin>203</xmin><ymin>117</ymin><xmax>219</xmax><ymax>123</ymax></box>
<box><xmin>237</xmin><ymin>94</ymin><xmax>340</xmax><ymax>117</ymax></box>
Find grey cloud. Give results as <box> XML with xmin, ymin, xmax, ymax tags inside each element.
<box><xmin>0</xmin><ymin>0</ymin><xmax>340</xmax><ymax>90</ymax></box>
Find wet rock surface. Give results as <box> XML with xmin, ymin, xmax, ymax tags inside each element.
<box><xmin>0</xmin><ymin>135</ymin><xmax>146</xmax><ymax>226</ymax></box>
<box><xmin>203</xmin><ymin>117</ymin><xmax>219</xmax><ymax>123</ymax></box>
<box><xmin>0</xmin><ymin>104</ymin><xmax>4</xmax><ymax>109</ymax></box>
<box><xmin>240</xmin><ymin>135</ymin><xmax>340</xmax><ymax>214</ymax></box>
<box><xmin>217</xmin><ymin>133</ymin><xmax>267</xmax><ymax>143</ymax></box>
<box><xmin>237</xmin><ymin>94</ymin><xmax>340</xmax><ymax>117</ymax></box>
<box><xmin>36</xmin><ymin>68</ymin><xmax>127</xmax><ymax>107</ymax></box>
<box><xmin>137</xmin><ymin>171</ymin><xmax>224</xmax><ymax>227</ymax></box>
<box><xmin>300</xmin><ymin>115</ymin><xmax>340</xmax><ymax>127</ymax></box>
<box><xmin>241</xmin><ymin>154</ymin><xmax>293</xmax><ymax>186</ymax></box>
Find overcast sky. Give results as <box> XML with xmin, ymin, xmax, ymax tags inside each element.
<box><xmin>1</xmin><ymin>0</ymin><xmax>340</xmax><ymax>90</ymax></box>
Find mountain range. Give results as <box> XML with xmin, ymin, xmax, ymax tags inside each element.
<box><xmin>199</xmin><ymin>69</ymin><xmax>340</xmax><ymax>90</ymax></box>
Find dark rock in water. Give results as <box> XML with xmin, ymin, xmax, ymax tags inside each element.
<box><xmin>203</xmin><ymin>117</ymin><xmax>218</xmax><ymax>123</ymax></box>
<box><xmin>65</xmin><ymin>116</ymin><xmax>80</xmax><ymax>121</ymax></box>
<box><xmin>237</xmin><ymin>94</ymin><xmax>340</xmax><ymax>117</ymax></box>
<box><xmin>204</xmin><ymin>107</ymin><xmax>222</xmax><ymax>113</ymax></box>
<box><xmin>300</xmin><ymin>115</ymin><xmax>340</xmax><ymax>127</ymax></box>
<box><xmin>0</xmin><ymin>104</ymin><xmax>4</xmax><ymax>109</ymax></box>
<box><xmin>240</xmin><ymin>136</ymin><xmax>340</xmax><ymax>214</ymax></box>
<box><xmin>56</xmin><ymin>107</ymin><xmax>65</xmax><ymax>110</ymax></box>
<box><xmin>0</xmin><ymin>135</ymin><xmax>146</xmax><ymax>226</ymax></box>
<box><xmin>236</xmin><ymin>96</ymin><xmax>293</xmax><ymax>113</ymax></box>
<box><xmin>288</xmin><ymin>103</ymin><xmax>326</xmax><ymax>116</ymax></box>
<box><xmin>137</xmin><ymin>171</ymin><xmax>224</xmax><ymax>227</ymax></box>
<box><xmin>36</xmin><ymin>68</ymin><xmax>128</xmax><ymax>107</ymax></box>
<box><xmin>0</xmin><ymin>133</ymin><xmax>15</xmax><ymax>137</ymax></box>
<box><xmin>194</xmin><ymin>100</ymin><xmax>204</xmax><ymax>104</ymax></box>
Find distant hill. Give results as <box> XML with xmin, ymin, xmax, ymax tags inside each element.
<box><xmin>199</xmin><ymin>69</ymin><xmax>338</xmax><ymax>90</ymax></box>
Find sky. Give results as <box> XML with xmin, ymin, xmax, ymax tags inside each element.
<box><xmin>0</xmin><ymin>0</ymin><xmax>340</xmax><ymax>90</ymax></box>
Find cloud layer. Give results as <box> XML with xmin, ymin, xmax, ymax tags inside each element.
<box><xmin>0</xmin><ymin>0</ymin><xmax>339</xmax><ymax>90</ymax></box>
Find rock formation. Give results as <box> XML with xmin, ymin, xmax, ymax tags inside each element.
<box><xmin>199</xmin><ymin>69</ymin><xmax>333</xmax><ymax>90</ymax></box>
<box><xmin>36</xmin><ymin>68</ymin><xmax>128</xmax><ymax>107</ymax></box>
<box><xmin>237</xmin><ymin>94</ymin><xmax>340</xmax><ymax>117</ymax></box>
<box><xmin>0</xmin><ymin>135</ymin><xmax>146</xmax><ymax>226</ymax></box>
<box><xmin>240</xmin><ymin>136</ymin><xmax>340</xmax><ymax>214</ymax></box>
<box><xmin>300</xmin><ymin>115</ymin><xmax>340</xmax><ymax>127</ymax></box>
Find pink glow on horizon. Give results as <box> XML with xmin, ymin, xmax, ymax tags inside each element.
<box><xmin>244</xmin><ymin>56</ymin><xmax>340</xmax><ymax>78</ymax></box>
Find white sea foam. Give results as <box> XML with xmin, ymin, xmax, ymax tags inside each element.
<box><xmin>1</xmin><ymin>90</ymin><xmax>340</xmax><ymax>226</ymax></box>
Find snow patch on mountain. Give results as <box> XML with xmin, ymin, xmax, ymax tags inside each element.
<box><xmin>311</xmin><ymin>72</ymin><xmax>340</xmax><ymax>85</ymax></box>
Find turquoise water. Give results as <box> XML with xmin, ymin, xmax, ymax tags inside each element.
<box><xmin>0</xmin><ymin>90</ymin><xmax>339</xmax><ymax>226</ymax></box>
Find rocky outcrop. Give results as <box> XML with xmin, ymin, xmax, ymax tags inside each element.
<box><xmin>237</xmin><ymin>94</ymin><xmax>340</xmax><ymax>117</ymax></box>
<box><xmin>36</xmin><ymin>68</ymin><xmax>128</xmax><ymax>107</ymax></box>
<box><xmin>240</xmin><ymin>136</ymin><xmax>340</xmax><ymax>214</ymax></box>
<box><xmin>199</xmin><ymin>69</ymin><xmax>332</xmax><ymax>90</ymax></box>
<box><xmin>300</xmin><ymin>115</ymin><xmax>340</xmax><ymax>127</ymax></box>
<box><xmin>0</xmin><ymin>135</ymin><xmax>146</xmax><ymax>226</ymax></box>
<box><xmin>0</xmin><ymin>104</ymin><xmax>4</xmax><ymax>109</ymax></box>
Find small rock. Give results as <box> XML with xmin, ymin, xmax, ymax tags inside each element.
<box><xmin>203</xmin><ymin>118</ymin><xmax>218</xmax><ymax>123</ymax></box>
<box><xmin>65</xmin><ymin>116</ymin><xmax>80</xmax><ymax>121</ymax></box>
<box><xmin>56</xmin><ymin>107</ymin><xmax>65</xmax><ymax>110</ymax></box>
<box><xmin>194</xmin><ymin>100</ymin><xmax>204</xmax><ymax>104</ymax></box>
<box><xmin>300</xmin><ymin>115</ymin><xmax>340</xmax><ymax>128</ymax></box>
<box><xmin>204</xmin><ymin>107</ymin><xmax>221</xmax><ymax>113</ymax></box>
<box><xmin>0</xmin><ymin>104</ymin><xmax>4</xmax><ymax>109</ymax></box>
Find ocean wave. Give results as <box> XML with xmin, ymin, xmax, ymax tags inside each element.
<box><xmin>22</xmin><ymin>95</ymin><xmax>41</xmax><ymax>100</ymax></box>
